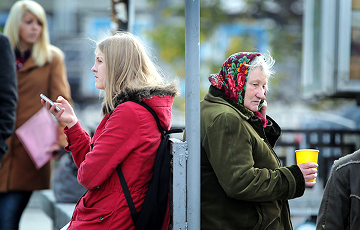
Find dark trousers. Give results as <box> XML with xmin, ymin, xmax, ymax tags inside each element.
<box><xmin>0</xmin><ymin>191</ymin><xmax>32</xmax><ymax>230</ymax></box>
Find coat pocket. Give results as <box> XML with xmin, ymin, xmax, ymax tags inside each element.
<box><xmin>75</xmin><ymin>198</ymin><xmax>114</xmax><ymax>222</ymax></box>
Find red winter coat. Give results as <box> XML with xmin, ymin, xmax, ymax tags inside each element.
<box><xmin>64</xmin><ymin>89</ymin><xmax>177</xmax><ymax>230</ymax></box>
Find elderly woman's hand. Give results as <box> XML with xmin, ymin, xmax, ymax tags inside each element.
<box><xmin>298</xmin><ymin>162</ymin><xmax>318</xmax><ymax>187</ymax></box>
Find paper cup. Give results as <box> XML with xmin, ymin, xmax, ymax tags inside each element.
<box><xmin>295</xmin><ymin>149</ymin><xmax>319</xmax><ymax>182</ymax></box>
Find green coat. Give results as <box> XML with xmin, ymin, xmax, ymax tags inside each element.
<box><xmin>201</xmin><ymin>86</ymin><xmax>305</xmax><ymax>230</ymax></box>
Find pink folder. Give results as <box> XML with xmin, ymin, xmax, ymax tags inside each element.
<box><xmin>15</xmin><ymin>107</ymin><xmax>58</xmax><ymax>169</ymax></box>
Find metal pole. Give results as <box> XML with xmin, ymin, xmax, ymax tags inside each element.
<box><xmin>110</xmin><ymin>0</ymin><xmax>134</xmax><ymax>32</ymax></box>
<box><xmin>185</xmin><ymin>0</ymin><xmax>200</xmax><ymax>229</ymax></box>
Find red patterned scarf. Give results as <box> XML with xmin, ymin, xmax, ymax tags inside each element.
<box><xmin>209</xmin><ymin>52</ymin><xmax>268</xmax><ymax>127</ymax></box>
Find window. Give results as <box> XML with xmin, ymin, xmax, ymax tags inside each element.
<box><xmin>302</xmin><ymin>0</ymin><xmax>360</xmax><ymax>101</ymax></box>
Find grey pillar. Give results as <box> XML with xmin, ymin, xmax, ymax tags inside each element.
<box><xmin>185</xmin><ymin>0</ymin><xmax>200</xmax><ymax>229</ymax></box>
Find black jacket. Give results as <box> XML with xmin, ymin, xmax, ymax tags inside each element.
<box><xmin>0</xmin><ymin>33</ymin><xmax>17</xmax><ymax>162</ymax></box>
<box><xmin>316</xmin><ymin>149</ymin><xmax>360</xmax><ymax>230</ymax></box>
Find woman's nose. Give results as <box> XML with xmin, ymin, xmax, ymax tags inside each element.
<box><xmin>257</xmin><ymin>88</ymin><xmax>266</xmax><ymax>99</ymax></box>
<box><xmin>91</xmin><ymin>64</ymin><xmax>96</xmax><ymax>72</ymax></box>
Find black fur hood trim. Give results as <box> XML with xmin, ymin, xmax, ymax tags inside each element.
<box><xmin>102</xmin><ymin>83</ymin><xmax>179</xmax><ymax>114</ymax></box>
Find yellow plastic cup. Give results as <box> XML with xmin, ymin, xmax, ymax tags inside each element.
<box><xmin>295</xmin><ymin>149</ymin><xmax>319</xmax><ymax>182</ymax></box>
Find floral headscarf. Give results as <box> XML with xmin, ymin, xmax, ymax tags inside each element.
<box><xmin>209</xmin><ymin>52</ymin><xmax>262</xmax><ymax>105</ymax></box>
<box><xmin>209</xmin><ymin>52</ymin><xmax>268</xmax><ymax>127</ymax></box>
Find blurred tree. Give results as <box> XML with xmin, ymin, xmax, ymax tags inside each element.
<box><xmin>146</xmin><ymin>0</ymin><xmax>303</xmax><ymax>69</ymax></box>
<box><xmin>145</xmin><ymin>0</ymin><xmax>305</xmax><ymax>107</ymax></box>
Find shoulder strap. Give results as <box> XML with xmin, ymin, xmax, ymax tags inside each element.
<box><xmin>116</xmin><ymin>166</ymin><xmax>138</xmax><ymax>223</ymax></box>
<box><xmin>115</xmin><ymin>100</ymin><xmax>163</xmax><ymax>225</ymax></box>
<box><xmin>134</xmin><ymin>101</ymin><xmax>183</xmax><ymax>135</ymax></box>
<box><xmin>133</xmin><ymin>100</ymin><xmax>165</xmax><ymax>135</ymax></box>
<box><xmin>110</xmin><ymin>100</ymin><xmax>183</xmax><ymax>134</ymax></box>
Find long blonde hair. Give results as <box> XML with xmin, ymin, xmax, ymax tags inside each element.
<box><xmin>97</xmin><ymin>32</ymin><xmax>172</xmax><ymax>113</ymax></box>
<box><xmin>4</xmin><ymin>0</ymin><xmax>63</xmax><ymax>66</ymax></box>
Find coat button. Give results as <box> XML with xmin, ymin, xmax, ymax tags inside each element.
<box><xmin>99</xmin><ymin>217</ymin><xmax>104</xmax><ymax>221</ymax></box>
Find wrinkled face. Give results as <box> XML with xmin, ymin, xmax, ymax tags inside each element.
<box><xmin>243</xmin><ymin>66</ymin><xmax>267</xmax><ymax>112</ymax></box>
<box><xmin>91</xmin><ymin>51</ymin><xmax>106</xmax><ymax>90</ymax></box>
<box><xmin>19</xmin><ymin>11</ymin><xmax>42</xmax><ymax>49</ymax></box>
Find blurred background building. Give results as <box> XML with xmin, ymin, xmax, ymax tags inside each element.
<box><xmin>2</xmin><ymin>0</ymin><xmax>358</xmax><ymax>131</ymax></box>
<box><xmin>1</xmin><ymin>0</ymin><xmax>360</xmax><ymax>229</ymax></box>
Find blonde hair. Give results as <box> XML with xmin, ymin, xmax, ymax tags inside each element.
<box><xmin>97</xmin><ymin>32</ymin><xmax>171</xmax><ymax>113</ymax></box>
<box><xmin>4</xmin><ymin>0</ymin><xmax>63</xmax><ymax>66</ymax></box>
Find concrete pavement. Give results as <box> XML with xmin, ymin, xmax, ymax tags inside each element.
<box><xmin>18</xmin><ymin>180</ymin><xmax>324</xmax><ymax>230</ymax></box>
<box><xmin>20</xmin><ymin>191</ymin><xmax>53</xmax><ymax>230</ymax></box>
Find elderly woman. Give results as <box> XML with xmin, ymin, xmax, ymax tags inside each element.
<box><xmin>200</xmin><ymin>52</ymin><xmax>318</xmax><ymax>230</ymax></box>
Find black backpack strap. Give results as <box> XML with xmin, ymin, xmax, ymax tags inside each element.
<box><xmin>116</xmin><ymin>165</ymin><xmax>138</xmax><ymax>223</ymax></box>
<box><xmin>116</xmin><ymin>100</ymin><xmax>163</xmax><ymax>226</ymax></box>
<box><xmin>110</xmin><ymin>100</ymin><xmax>182</xmax><ymax>135</ymax></box>
<box><xmin>134</xmin><ymin>101</ymin><xmax>184</xmax><ymax>135</ymax></box>
<box><xmin>133</xmin><ymin>101</ymin><xmax>164</xmax><ymax>135</ymax></box>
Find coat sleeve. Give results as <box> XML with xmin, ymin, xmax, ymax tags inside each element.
<box><xmin>64</xmin><ymin>122</ymin><xmax>92</xmax><ymax>168</ymax></box>
<box><xmin>0</xmin><ymin>34</ymin><xmax>17</xmax><ymax>160</ymax></box>
<box><xmin>202</xmin><ymin>112</ymin><xmax>300</xmax><ymax>202</ymax></box>
<box><xmin>69</xmin><ymin>105</ymin><xmax>141</xmax><ymax>190</ymax></box>
<box><xmin>316</xmin><ymin>164</ymin><xmax>350</xmax><ymax>230</ymax></box>
<box><xmin>48</xmin><ymin>51</ymin><xmax>72</xmax><ymax>148</ymax></box>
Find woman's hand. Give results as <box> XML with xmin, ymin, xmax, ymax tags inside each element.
<box><xmin>41</xmin><ymin>96</ymin><xmax>78</xmax><ymax>129</ymax></box>
<box><xmin>298</xmin><ymin>162</ymin><xmax>318</xmax><ymax>187</ymax></box>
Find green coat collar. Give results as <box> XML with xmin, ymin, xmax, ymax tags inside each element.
<box><xmin>205</xmin><ymin>85</ymin><xmax>254</xmax><ymax>120</ymax></box>
<box><xmin>204</xmin><ymin>85</ymin><xmax>281</xmax><ymax>148</ymax></box>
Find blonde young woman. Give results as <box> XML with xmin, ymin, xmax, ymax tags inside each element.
<box><xmin>0</xmin><ymin>1</ymin><xmax>72</xmax><ymax>229</ymax></box>
<box><xmin>42</xmin><ymin>32</ymin><xmax>180</xmax><ymax>230</ymax></box>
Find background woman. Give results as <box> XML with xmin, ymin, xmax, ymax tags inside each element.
<box><xmin>42</xmin><ymin>32</ymin><xmax>179</xmax><ymax>229</ymax></box>
<box><xmin>0</xmin><ymin>1</ymin><xmax>72</xmax><ymax>229</ymax></box>
<box><xmin>200</xmin><ymin>52</ymin><xmax>318</xmax><ymax>230</ymax></box>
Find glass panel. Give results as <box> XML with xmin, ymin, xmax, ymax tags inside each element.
<box><xmin>350</xmin><ymin>0</ymin><xmax>360</xmax><ymax>80</ymax></box>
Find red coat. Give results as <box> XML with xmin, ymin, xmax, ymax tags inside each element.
<box><xmin>65</xmin><ymin>94</ymin><xmax>175</xmax><ymax>230</ymax></box>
